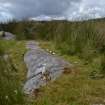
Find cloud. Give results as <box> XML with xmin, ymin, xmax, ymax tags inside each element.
<box><xmin>0</xmin><ymin>0</ymin><xmax>105</xmax><ymax>21</ymax></box>
<box><xmin>65</xmin><ymin>0</ymin><xmax>105</xmax><ymax>20</ymax></box>
<box><xmin>0</xmin><ymin>2</ymin><xmax>14</xmax><ymax>22</ymax></box>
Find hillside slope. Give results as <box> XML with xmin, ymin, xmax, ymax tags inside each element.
<box><xmin>0</xmin><ymin>19</ymin><xmax>105</xmax><ymax>105</ymax></box>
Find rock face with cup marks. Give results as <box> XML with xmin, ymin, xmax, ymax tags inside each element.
<box><xmin>24</xmin><ymin>41</ymin><xmax>72</xmax><ymax>95</ymax></box>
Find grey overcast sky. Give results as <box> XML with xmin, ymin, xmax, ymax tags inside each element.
<box><xmin>0</xmin><ymin>0</ymin><xmax>105</xmax><ymax>21</ymax></box>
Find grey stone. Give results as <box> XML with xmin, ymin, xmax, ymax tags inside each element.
<box><xmin>2</xmin><ymin>32</ymin><xmax>15</xmax><ymax>40</ymax></box>
<box><xmin>23</xmin><ymin>41</ymin><xmax>71</xmax><ymax>95</ymax></box>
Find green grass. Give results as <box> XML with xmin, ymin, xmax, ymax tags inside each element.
<box><xmin>0</xmin><ymin>40</ymin><xmax>105</xmax><ymax>105</ymax></box>
<box><xmin>33</xmin><ymin>72</ymin><xmax>105</xmax><ymax>105</ymax></box>
<box><xmin>32</xmin><ymin>41</ymin><xmax>105</xmax><ymax>105</ymax></box>
<box><xmin>1</xmin><ymin>19</ymin><xmax>105</xmax><ymax>105</ymax></box>
<box><xmin>4</xmin><ymin>20</ymin><xmax>105</xmax><ymax>61</ymax></box>
<box><xmin>0</xmin><ymin>40</ymin><xmax>27</xmax><ymax>105</ymax></box>
<box><xmin>0</xmin><ymin>40</ymin><xmax>27</xmax><ymax>80</ymax></box>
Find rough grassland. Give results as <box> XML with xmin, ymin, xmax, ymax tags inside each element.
<box><xmin>32</xmin><ymin>41</ymin><xmax>105</xmax><ymax>105</ymax></box>
<box><xmin>1</xmin><ymin>40</ymin><xmax>105</xmax><ymax>105</ymax></box>
<box><xmin>0</xmin><ymin>40</ymin><xmax>27</xmax><ymax>81</ymax></box>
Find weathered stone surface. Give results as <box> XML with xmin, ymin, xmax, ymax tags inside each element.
<box><xmin>2</xmin><ymin>32</ymin><xmax>15</xmax><ymax>40</ymax></box>
<box><xmin>24</xmin><ymin>41</ymin><xmax>71</xmax><ymax>95</ymax></box>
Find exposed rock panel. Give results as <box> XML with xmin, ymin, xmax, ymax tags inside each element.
<box><xmin>24</xmin><ymin>41</ymin><xmax>71</xmax><ymax>95</ymax></box>
<box><xmin>1</xmin><ymin>32</ymin><xmax>15</xmax><ymax>40</ymax></box>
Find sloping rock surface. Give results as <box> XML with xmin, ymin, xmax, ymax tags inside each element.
<box><xmin>24</xmin><ymin>41</ymin><xmax>71</xmax><ymax>95</ymax></box>
<box><xmin>2</xmin><ymin>32</ymin><xmax>15</xmax><ymax>40</ymax></box>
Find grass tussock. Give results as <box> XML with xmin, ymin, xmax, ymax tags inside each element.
<box><xmin>0</xmin><ymin>41</ymin><xmax>27</xmax><ymax>105</ymax></box>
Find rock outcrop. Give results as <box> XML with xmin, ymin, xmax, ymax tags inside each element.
<box><xmin>0</xmin><ymin>32</ymin><xmax>15</xmax><ymax>40</ymax></box>
<box><xmin>24</xmin><ymin>41</ymin><xmax>71</xmax><ymax>95</ymax></box>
